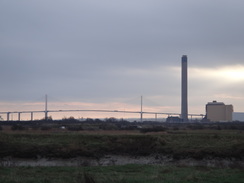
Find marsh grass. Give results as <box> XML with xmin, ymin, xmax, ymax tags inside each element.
<box><xmin>0</xmin><ymin>130</ymin><xmax>243</xmax><ymax>159</ymax></box>
<box><xmin>0</xmin><ymin>165</ymin><xmax>243</xmax><ymax>183</ymax></box>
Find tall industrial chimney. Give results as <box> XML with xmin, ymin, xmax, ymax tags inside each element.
<box><xmin>181</xmin><ymin>55</ymin><xmax>188</xmax><ymax>122</ymax></box>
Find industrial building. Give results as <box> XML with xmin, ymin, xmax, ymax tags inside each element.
<box><xmin>206</xmin><ymin>101</ymin><xmax>233</xmax><ymax>122</ymax></box>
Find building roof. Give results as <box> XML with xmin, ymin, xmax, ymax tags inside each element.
<box><xmin>207</xmin><ymin>100</ymin><xmax>225</xmax><ymax>105</ymax></box>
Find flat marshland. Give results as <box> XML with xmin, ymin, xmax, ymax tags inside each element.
<box><xmin>0</xmin><ymin>122</ymin><xmax>244</xmax><ymax>182</ymax></box>
<box><xmin>0</xmin><ymin>129</ymin><xmax>243</xmax><ymax>159</ymax></box>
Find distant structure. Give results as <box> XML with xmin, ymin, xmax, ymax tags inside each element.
<box><xmin>181</xmin><ymin>55</ymin><xmax>188</xmax><ymax>122</ymax></box>
<box><xmin>206</xmin><ymin>101</ymin><xmax>233</xmax><ymax>122</ymax></box>
<box><xmin>166</xmin><ymin>116</ymin><xmax>181</xmax><ymax>123</ymax></box>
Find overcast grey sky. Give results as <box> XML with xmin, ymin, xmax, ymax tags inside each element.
<box><xmin>1</xmin><ymin>0</ymin><xmax>244</xmax><ymax>119</ymax></box>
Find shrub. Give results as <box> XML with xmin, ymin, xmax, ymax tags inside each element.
<box><xmin>173</xmin><ymin>127</ymin><xmax>179</xmax><ymax>131</ymax></box>
<box><xmin>105</xmin><ymin>117</ymin><xmax>117</xmax><ymax>123</ymax></box>
<box><xmin>99</xmin><ymin>123</ymin><xmax>118</xmax><ymax>130</ymax></box>
<box><xmin>86</xmin><ymin>118</ymin><xmax>94</xmax><ymax>122</ymax></box>
<box><xmin>62</xmin><ymin>116</ymin><xmax>78</xmax><ymax>122</ymax></box>
<box><xmin>140</xmin><ymin>126</ymin><xmax>167</xmax><ymax>133</ymax></box>
<box><xmin>67</xmin><ymin>125</ymin><xmax>83</xmax><ymax>131</ymax></box>
<box><xmin>187</xmin><ymin>124</ymin><xmax>204</xmax><ymax>130</ymax></box>
<box><xmin>11</xmin><ymin>124</ymin><xmax>26</xmax><ymax>131</ymax></box>
<box><xmin>41</xmin><ymin>126</ymin><xmax>52</xmax><ymax>131</ymax></box>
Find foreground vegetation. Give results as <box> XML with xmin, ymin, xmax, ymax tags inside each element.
<box><xmin>0</xmin><ymin>164</ymin><xmax>243</xmax><ymax>183</ymax></box>
<box><xmin>0</xmin><ymin>122</ymin><xmax>243</xmax><ymax>182</ymax></box>
<box><xmin>0</xmin><ymin>128</ymin><xmax>243</xmax><ymax>160</ymax></box>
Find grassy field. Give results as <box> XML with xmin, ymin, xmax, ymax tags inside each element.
<box><xmin>0</xmin><ymin>129</ymin><xmax>243</xmax><ymax>159</ymax></box>
<box><xmin>0</xmin><ymin>123</ymin><xmax>244</xmax><ymax>182</ymax></box>
<box><xmin>0</xmin><ymin>164</ymin><xmax>243</xmax><ymax>183</ymax></box>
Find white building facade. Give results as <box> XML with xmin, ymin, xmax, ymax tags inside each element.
<box><xmin>206</xmin><ymin>101</ymin><xmax>233</xmax><ymax>122</ymax></box>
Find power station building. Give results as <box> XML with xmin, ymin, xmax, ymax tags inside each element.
<box><xmin>206</xmin><ymin>101</ymin><xmax>233</xmax><ymax>122</ymax></box>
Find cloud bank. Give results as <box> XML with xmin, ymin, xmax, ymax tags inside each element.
<box><xmin>1</xmin><ymin>0</ymin><xmax>244</xmax><ymax>119</ymax></box>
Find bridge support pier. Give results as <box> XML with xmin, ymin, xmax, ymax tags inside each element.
<box><xmin>18</xmin><ymin>113</ymin><xmax>21</xmax><ymax>121</ymax></box>
<box><xmin>7</xmin><ymin>112</ymin><xmax>10</xmax><ymax>121</ymax></box>
<box><xmin>31</xmin><ymin>112</ymin><xmax>33</xmax><ymax>121</ymax></box>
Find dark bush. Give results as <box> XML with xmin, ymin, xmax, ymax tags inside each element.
<box><xmin>31</xmin><ymin>125</ymin><xmax>40</xmax><ymax>130</ymax></box>
<box><xmin>230</xmin><ymin>125</ymin><xmax>238</xmax><ymax>130</ymax></box>
<box><xmin>11</xmin><ymin>124</ymin><xmax>26</xmax><ymax>131</ymax></box>
<box><xmin>105</xmin><ymin>117</ymin><xmax>117</xmax><ymax>123</ymax></box>
<box><xmin>85</xmin><ymin>118</ymin><xmax>94</xmax><ymax>122</ymax></box>
<box><xmin>172</xmin><ymin>127</ymin><xmax>179</xmax><ymax>131</ymax></box>
<box><xmin>140</xmin><ymin>126</ymin><xmax>167</xmax><ymax>133</ymax></box>
<box><xmin>0</xmin><ymin>125</ymin><xmax>2</xmax><ymax>131</ymax></box>
<box><xmin>187</xmin><ymin>124</ymin><xmax>204</xmax><ymax>130</ymax></box>
<box><xmin>67</xmin><ymin>125</ymin><xmax>83</xmax><ymax>131</ymax></box>
<box><xmin>94</xmin><ymin>119</ymin><xmax>102</xmax><ymax>123</ymax></box>
<box><xmin>217</xmin><ymin>125</ymin><xmax>222</xmax><ymax>130</ymax></box>
<box><xmin>99</xmin><ymin>123</ymin><xmax>118</xmax><ymax>130</ymax></box>
<box><xmin>41</xmin><ymin>126</ymin><xmax>52</xmax><ymax>131</ymax></box>
<box><xmin>62</xmin><ymin>116</ymin><xmax>78</xmax><ymax>122</ymax></box>
<box><xmin>111</xmin><ymin>135</ymin><xmax>160</xmax><ymax>156</ymax></box>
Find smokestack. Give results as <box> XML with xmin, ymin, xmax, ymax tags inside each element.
<box><xmin>181</xmin><ymin>55</ymin><xmax>188</xmax><ymax>122</ymax></box>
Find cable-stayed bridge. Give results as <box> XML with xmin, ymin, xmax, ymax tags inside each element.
<box><xmin>0</xmin><ymin>95</ymin><xmax>204</xmax><ymax>121</ymax></box>
<box><xmin>0</xmin><ymin>109</ymin><xmax>204</xmax><ymax>122</ymax></box>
